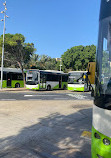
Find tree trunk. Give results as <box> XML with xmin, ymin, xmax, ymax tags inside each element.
<box><xmin>17</xmin><ymin>62</ymin><xmax>26</xmax><ymax>88</ymax></box>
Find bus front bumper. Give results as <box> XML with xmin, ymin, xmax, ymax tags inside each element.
<box><xmin>26</xmin><ymin>84</ymin><xmax>39</xmax><ymax>90</ymax></box>
<box><xmin>92</xmin><ymin>126</ymin><xmax>111</xmax><ymax>158</ymax></box>
<box><xmin>68</xmin><ymin>84</ymin><xmax>84</xmax><ymax>91</ymax></box>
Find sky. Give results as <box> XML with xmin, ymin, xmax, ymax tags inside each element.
<box><xmin>0</xmin><ymin>0</ymin><xmax>101</xmax><ymax>58</ymax></box>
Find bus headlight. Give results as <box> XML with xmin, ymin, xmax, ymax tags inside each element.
<box><xmin>103</xmin><ymin>138</ymin><xmax>110</xmax><ymax>146</ymax></box>
<box><xmin>94</xmin><ymin>133</ymin><xmax>100</xmax><ymax>139</ymax></box>
<box><xmin>97</xmin><ymin>154</ymin><xmax>103</xmax><ymax>158</ymax></box>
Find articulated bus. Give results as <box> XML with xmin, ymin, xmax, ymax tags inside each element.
<box><xmin>92</xmin><ymin>0</ymin><xmax>111</xmax><ymax>157</ymax></box>
<box><xmin>26</xmin><ymin>69</ymin><xmax>68</xmax><ymax>90</ymax></box>
<box><xmin>68</xmin><ymin>71</ymin><xmax>90</xmax><ymax>91</ymax></box>
<box><xmin>0</xmin><ymin>68</ymin><xmax>24</xmax><ymax>88</ymax></box>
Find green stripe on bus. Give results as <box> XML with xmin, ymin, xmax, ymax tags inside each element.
<box><xmin>11</xmin><ymin>80</ymin><xmax>24</xmax><ymax>87</ymax></box>
<box><xmin>26</xmin><ymin>84</ymin><xmax>40</xmax><ymax>90</ymax></box>
<box><xmin>68</xmin><ymin>87</ymin><xmax>84</xmax><ymax>91</ymax></box>
<box><xmin>62</xmin><ymin>82</ymin><xmax>67</xmax><ymax>89</ymax></box>
<box><xmin>53</xmin><ymin>82</ymin><xmax>67</xmax><ymax>89</ymax></box>
<box><xmin>1</xmin><ymin>80</ymin><xmax>24</xmax><ymax>88</ymax></box>
<box><xmin>53</xmin><ymin>84</ymin><xmax>59</xmax><ymax>89</ymax></box>
<box><xmin>92</xmin><ymin>126</ymin><xmax>111</xmax><ymax>158</ymax></box>
<box><xmin>2</xmin><ymin>80</ymin><xmax>7</xmax><ymax>88</ymax></box>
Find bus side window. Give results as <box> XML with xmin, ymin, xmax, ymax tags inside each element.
<box><xmin>62</xmin><ymin>76</ymin><xmax>68</xmax><ymax>82</ymax></box>
<box><xmin>48</xmin><ymin>74</ymin><xmax>53</xmax><ymax>81</ymax></box>
<box><xmin>3</xmin><ymin>72</ymin><xmax>7</xmax><ymax>80</ymax></box>
<box><xmin>52</xmin><ymin>75</ymin><xmax>58</xmax><ymax>81</ymax></box>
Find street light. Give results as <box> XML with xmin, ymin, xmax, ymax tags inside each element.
<box><xmin>60</xmin><ymin>58</ymin><xmax>62</xmax><ymax>71</ymax></box>
<box><xmin>0</xmin><ymin>1</ymin><xmax>9</xmax><ymax>89</ymax></box>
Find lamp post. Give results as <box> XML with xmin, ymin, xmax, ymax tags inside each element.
<box><xmin>60</xmin><ymin>58</ymin><xmax>62</xmax><ymax>71</ymax></box>
<box><xmin>0</xmin><ymin>1</ymin><xmax>8</xmax><ymax>89</ymax></box>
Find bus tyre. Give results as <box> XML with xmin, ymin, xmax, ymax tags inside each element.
<box><xmin>63</xmin><ymin>85</ymin><xmax>67</xmax><ymax>90</ymax></box>
<box><xmin>15</xmin><ymin>83</ymin><xmax>20</xmax><ymax>88</ymax></box>
<box><xmin>47</xmin><ymin>85</ymin><xmax>51</xmax><ymax>91</ymax></box>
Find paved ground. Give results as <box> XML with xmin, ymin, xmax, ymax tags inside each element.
<box><xmin>0</xmin><ymin>89</ymin><xmax>92</xmax><ymax>101</ymax></box>
<box><xmin>0</xmin><ymin>98</ymin><xmax>93</xmax><ymax>158</ymax></box>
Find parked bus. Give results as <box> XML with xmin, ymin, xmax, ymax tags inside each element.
<box><xmin>0</xmin><ymin>67</ymin><xmax>25</xmax><ymax>88</ymax></box>
<box><xmin>68</xmin><ymin>71</ymin><xmax>90</xmax><ymax>91</ymax></box>
<box><xmin>26</xmin><ymin>69</ymin><xmax>68</xmax><ymax>90</ymax></box>
<box><xmin>92</xmin><ymin>0</ymin><xmax>111</xmax><ymax>157</ymax></box>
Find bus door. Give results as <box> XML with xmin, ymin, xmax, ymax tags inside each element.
<box><xmin>40</xmin><ymin>73</ymin><xmax>46</xmax><ymax>89</ymax></box>
<box><xmin>7</xmin><ymin>73</ymin><xmax>12</xmax><ymax>87</ymax></box>
<box><xmin>59</xmin><ymin>75</ymin><xmax>62</xmax><ymax>88</ymax></box>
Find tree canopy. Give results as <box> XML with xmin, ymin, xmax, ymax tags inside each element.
<box><xmin>28</xmin><ymin>45</ymin><xmax>96</xmax><ymax>72</ymax></box>
<box><xmin>29</xmin><ymin>54</ymin><xmax>60</xmax><ymax>70</ymax></box>
<box><xmin>61</xmin><ymin>45</ymin><xmax>96</xmax><ymax>72</ymax></box>
<box><xmin>0</xmin><ymin>33</ymin><xmax>96</xmax><ymax>77</ymax></box>
<box><xmin>0</xmin><ymin>33</ymin><xmax>36</xmax><ymax>86</ymax></box>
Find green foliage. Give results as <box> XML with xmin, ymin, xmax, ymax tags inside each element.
<box><xmin>0</xmin><ymin>33</ymin><xmax>35</xmax><ymax>67</ymax></box>
<box><xmin>30</xmin><ymin>54</ymin><xmax>60</xmax><ymax>70</ymax></box>
<box><xmin>29</xmin><ymin>45</ymin><xmax>96</xmax><ymax>72</ymax></box>
<box><xmin>0</xmin><ymin>33</ymin><xmax>96</xmax><ymax>74</ymax></box>
<box><xmin>61</xmin><ymin>45</ymin><xmax>96</xmax><ymax>72</ymax></box>
<box><xmin>0</xmin><ymin>33</ymin><xmax>35</xmax><ymax>86</ymax></box>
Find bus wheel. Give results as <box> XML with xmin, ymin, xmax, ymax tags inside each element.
<box><xmin>15</xmin><ymin>83</ymin><xmax>20</xmax><ymax>88</ymax></box>
<box><xmin>47</xmin><ymin>85</ymin><xmax>51</xmax><ymax>91</ymax></box>
<box><xmin>63</xmin><ymin>85</ymin><xmax>67</xmax><ymax>90</ymax></box>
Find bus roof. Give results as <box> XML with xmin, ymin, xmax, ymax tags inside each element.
<box><xmin>68</xmin><ymin>71</ymin><xmax>87</xmax><ymax>73</ymax></box>
<box><xmin>0</xmin><ymin>67</ymin><xmax>24</xmax><ymax>73</ymax></box>
<box><xmin>40</xmin><ymin>70</ymin><xmax>68</xmax><ymax>75</ymax></box>
<box><xmin>40</xmin><ymin>70</ymin><xmax>63</xmax><ymax>73</ymax></box>
<box><xmin>28</xmin><ymin>69</ymin><xmax>68</xmax><ymax>75</ymax></box>
<box><xmin>68</xmin><ymin>71</ymin><xmax>87</xmax><ymax>76</ymax></box>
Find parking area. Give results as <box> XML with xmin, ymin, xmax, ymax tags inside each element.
<box><xmin>0</xmin><ymin>97</ymin><xmax>93</xmax><ymax>158</ymax></box>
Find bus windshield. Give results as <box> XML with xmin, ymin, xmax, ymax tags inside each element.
<box><xmin>26</xmin><ymin>70</ymin><xmax>38</xmax><ymax>84</ymax></box>
<box><xmin>68</xmin><ymin>71</ymin><xmax>86</xmax><ymax>84</ymax></box>
<box><xmin>95</xmin><ymin>16</ymin><xmax>111</xmax><ymax>109</ymax></box>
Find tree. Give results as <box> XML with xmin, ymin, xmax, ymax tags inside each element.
<box><xmin>0</xmin><ymin>33</ymin><xmax>36</xmax><ymax>87</ymax></box>
<box><xmin>61</xmin><ymin>45</ymin><xmax>96</xmax><ymax>72</ymax></box>
<box><xmin>29</xmin><ymin>54</ymin><xmax>59</xmax><ymax>70</ymax></box>
<box><xmin>39</xmin><ymin>55</ymin><xmax>59</xmax><ymax>70</ymax></box>
<box><xmin>27</xmin><ymin>54</ymin><xmax>39</xmax><ymax>69</ymax></box>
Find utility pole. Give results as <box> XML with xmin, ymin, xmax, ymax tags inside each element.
<box><xmin>60</xmin><ymin>58</ymin><xmax>62</xmax><ymax>71</ymax></box>
<box><xmin>0</xmin><ymin>1</ymin><xmax>9</xmax><ymax>89</ymax></box>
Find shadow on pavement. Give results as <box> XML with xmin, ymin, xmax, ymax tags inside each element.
<box><xmin>0</xmin><ymin>108</ymin><xmax>92</xmax><ymax>158</ymax></box>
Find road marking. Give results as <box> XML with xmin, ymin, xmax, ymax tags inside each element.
<box><xmin>54</xmin><ymin>98</ymin><xmax>68</xmax><ymax>100</ymax></box>
<box><xmin>24</xmin><ymin>95</ymin><xmax>33</xmax><ymax>97</ymax></box>
<box><xmin>67</xmin><ymin>94</ymin><xmax>89</xmax><ymax>100</ymax></box>
<box><xmin>81</xmin><ymin>131</ymin><xmax>91</xmax><ymax>140</ymax></box>
<box><xmin>24</xmin><ymin>95</ymin><xmax>59</xmax><ymax>97</ymax></box>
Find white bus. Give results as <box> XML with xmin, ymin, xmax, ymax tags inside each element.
<box><xmin>92</xmin><ymin>0</ymin><xmax>111</xmax><ymax>157</ymax></box>
<box><xmin>26</xmin><ymin>69</ymin><xmax>68</xmax><ymax>90</ymax></box>
<box><xmin>0</xmin><ymin>67</ymin><xmax>25</xmax><ymax>88</ymax></box>
<box><xmin>68</xmin><ymin>71</ymin><xmax>90</xmax><ymax>91</ymax></box>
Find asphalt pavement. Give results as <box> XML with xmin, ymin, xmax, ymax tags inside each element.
<box><xmin>0</xmin><ymin>90</ymin><xmax>93</xmax><ymax>101</ymax></box>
